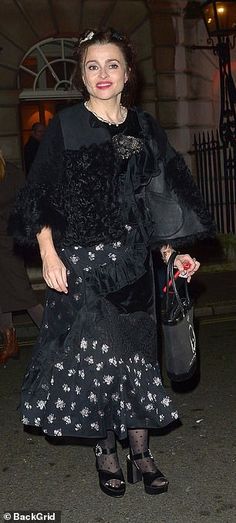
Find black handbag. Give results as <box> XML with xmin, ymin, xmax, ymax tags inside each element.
<box><xmin>161</xmin><ymin>252</ymin><xmax>197</xmax><ymax>382</ymax></box>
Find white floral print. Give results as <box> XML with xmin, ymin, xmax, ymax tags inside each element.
<box><xmin>62</xmin><ymin>384</ymin><xmax>70</xmax><ymax>392</ymax></box>
<box><xmin>101</xmin><ymin>344</ymin><xmax>109</xmax><ymax>353</ymax></box>
<box><xmin>145</xmin><ymin>404</ymin><xmax>154</xmax><ymax>411</ymax></box>
<box><xmin>70</xmin><ymin>254</ymin><xmax>79</xmax><ymax>264</ymax></box>
<box><xmin>88</xmin><ymin>392</ymin><xmax>97</xmax><ymax>403</ymax></box>
<box><xmin>84</xmin><ymin>355</ymin><xmax>94</xmax><ymax>365</ymax></box>
<box><xmin>68</xmin><ymin>369</ymin><xmax>76</xmax><ymax>376</ymax></box>
<box><xmin>153</xmin><ymin>377</ymin><xmax>162</xmax><ymax>386</ymax></box>
<box><xmin>91</xmin><ymin>422</ymin><xmax>100</xmax><ymax>431</ymax></box>
<box><xmin>80</xmin><ymin>407</ymin><xmax>91</xmax><ymax>417</ymax></box>
<box><xmin>161</xmin><ymin>396</ymin><xmax>171</xmax><ymax>407</ymax></box>
<box><xmin>55</xmin><ymin>398</ymin><xmax>66</xmax><ymax>410</ymax></box>
<box><xmin>24</xmin><ymin>402</ymin><xmax>32</xmax><ymax>410</ymax></box>
<box><xmin>75</xmin><ymin>386</ymin><xmax>81</xmax><ymax>395</ymax></box>
<box><xmin>113</xmin><ymin>241</ymin><xmax>121</xmax><ymax>248</ymax></box>
<box><xmin>36</xmin><ymin>400</ymin><xmax>46</xmax><ymax>410</ymax></box>
<box><xmin>109</xmin><ymin>357</ymin><xmax>118</xmax><ymax>366</ymax></box>
<box><xmin>20</xmin><ymin>240</ymin><xmax>179</xmax><ymax>439</ymax></box>
<box><xmin>54</xmin><ymin>362</ymin><xmax>64</xmax><ymax>371</ymax></box>
<box><xmin>62</xmin><ymin>416</ymin><xmax>72</xmax><ymax>424</ymax></box>
<box><xmin>47</xmin><ymin>414</ymin><xmax>56</xmax><ymax>424</ymax></box>
<box><xmin>103</xmin><ymin>375</ymin><xmax>114</xmax><ymax>385</ymax></box>
<box><xmin>54</xmin><ymin>429</ymin><xmax>62</xmax><ymax>436</ymax></box>
<box><xmin>80</xmin><ymin>338</ymin><xmax>87</xmax><ymax>350</ymax></box>
<box><xmin>112</xmin><ymin>393</ymin><xmax>119</xmax><ymax>401</ymax></box>
<box><xmin>108</xmin><ymin>253</ymin><xmax>117</xmax><ymax>261</ymax></box>
<box><xmin>147</xmin><ymin>392</ymin><xmax>154</xmax><ymax>402</ymax></box>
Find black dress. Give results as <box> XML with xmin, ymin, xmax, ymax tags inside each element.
<box><xmin>19</xmin><ymin>110</ymin><xmax>179</xmax><ymax>439</ymax></box>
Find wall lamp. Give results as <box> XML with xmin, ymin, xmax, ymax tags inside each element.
<box><xmin>190</xmin><ymin>1</ymin><xmax>236</xmax><ymax>143</ymax></box>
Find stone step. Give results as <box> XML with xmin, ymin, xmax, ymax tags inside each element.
<box><xmin>0</xmin><ymin>313</ymin><xmax>38</xmax><ymax>348</ymax></box>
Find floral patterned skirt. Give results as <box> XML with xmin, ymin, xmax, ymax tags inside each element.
<box><xmin>21</xmin><ymin>236</ymin><xmax>178</xmax><ymax>440</ymax></box>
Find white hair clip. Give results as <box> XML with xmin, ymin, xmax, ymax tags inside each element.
<box><xmin>79</xmin><ymin>31</ymin><xmax>95</xmax><ymax>45</ymax></box>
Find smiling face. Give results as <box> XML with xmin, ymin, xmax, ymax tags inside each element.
<box><xmin>82</xmin><ymin>43</ymin><xmax>129</xmax><ymax>103</ymax></box>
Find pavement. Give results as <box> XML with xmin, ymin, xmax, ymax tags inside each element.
<box><xmin>190</xmin><ymin>268</ymin><xmax>236</xmax><ymax>318</ymax></box>
<box><xmin>0</xmin><ymin>264</ymin><xmax>236</xmax><ymax>523</ymax></box>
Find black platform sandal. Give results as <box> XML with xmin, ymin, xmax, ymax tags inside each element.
<box><xmin>126</xmin><ymin>449</ymin><xmax>169</xmax><ymax>495</ymax></box>
<box><xmin>94</xmin><ymin>444</ymin><xmax>126</xmax><ymax>498</ymax></box>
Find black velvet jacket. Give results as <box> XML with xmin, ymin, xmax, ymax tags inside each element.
<box><xmin>9</xmin><ymin>103</ymin><xmax>215</xmax><ymax>249</ymax></box>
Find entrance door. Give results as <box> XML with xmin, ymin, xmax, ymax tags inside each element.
<box><xmin>19</xmin><ymin>99</ymin><xmax>78</xmax><ymax>169</ymax></box>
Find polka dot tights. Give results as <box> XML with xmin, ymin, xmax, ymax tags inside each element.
<box><xmin>128</xmin><ymin>429</ymin><xmax>166</xmax><ymax>487</ymax></box>
<box><xmin>95</xmin><ymin>429</ymin><xmax>166</xmax><ymax>488</ymax></box>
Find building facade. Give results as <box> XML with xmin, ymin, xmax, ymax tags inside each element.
<box><xmin>0</xmin><ymin>0</ymin><xmax>233</xmax><ymax>167</ymax></box>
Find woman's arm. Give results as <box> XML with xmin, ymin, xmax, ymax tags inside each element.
<box><xmin>37</xmin><ymin>227</ymin><xmax>68</xmax><ymax>293</ymax></box>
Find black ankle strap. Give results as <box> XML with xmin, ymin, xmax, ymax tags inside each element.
<box><xmin>94</xmin><ymin>444</ymin><xmax>116</xmax><ymax>457</ymax></box>
<box><xmin>130</xmin><ymin>448</ymin><xmax>153</xmax><ymax>460</ymax></box>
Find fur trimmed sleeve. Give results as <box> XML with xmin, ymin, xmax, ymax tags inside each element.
<box><xmin>143</xmin><ymin>114</ymin><xmax>216</xmax><ymax>249</ymax></box>
<box><xmin>8</xmin><ymin>115</ymin><xmax>67</xmax><ymax>246</ymax></box>
<box><xmin>163</xmin><ymin>141</ymin><xmax>216</xmax><ymax>247</ymax></box>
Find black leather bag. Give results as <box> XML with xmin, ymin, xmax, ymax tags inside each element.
<box><xmin>161</xmin><ymin>252</ymin><xmax>197</xmax><ymax>382</ymax></box>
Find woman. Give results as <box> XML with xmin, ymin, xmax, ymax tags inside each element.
<box><xmin>0</xmin><ymin>151</ymin><xmax>43</xmax><ymax>365</ymax></box>
<box><xmin>9</xmin><ymin>28</ymin><xmax>214</xmax><ymax>497</ymax></box>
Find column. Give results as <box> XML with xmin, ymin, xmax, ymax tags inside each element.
<box><xmin>146</xmin><ymin>0</ymin><xmax>191</xmax><ymax>154</ymax></box>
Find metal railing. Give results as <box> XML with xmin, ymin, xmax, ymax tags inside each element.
<box><xmin>194</xmin><ymin>130</ymin><xmax>236</xmax><ymax>234</ymax></box>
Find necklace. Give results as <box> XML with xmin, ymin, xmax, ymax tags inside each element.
<box><xmin>84</xmin><ymin>101</ymin><xmax>127</xmax><ymax>127</ymax></box>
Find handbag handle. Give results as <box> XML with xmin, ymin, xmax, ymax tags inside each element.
<box><xmin>165</xmin><ymin>252</ymin><xmax>191</xmax><ymax>316</ymax></box>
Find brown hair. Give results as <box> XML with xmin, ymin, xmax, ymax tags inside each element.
<box><xmin>73</xmin><ymin>28</ymin><xmax>137</xmax><ymax>108</ymax></box>
<box><xmin>0</xmin><ymin>150</ymin><xmax>6</xmax><ymax>181</ymax></box>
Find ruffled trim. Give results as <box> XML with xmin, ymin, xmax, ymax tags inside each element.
<box><xmin>87</xmin><ymin>246</ymin><xmax>148</xmax><ymax>296</ymax></box>
<box><xmin>65</xmin><ymin>236</ymin><xmax>149</xmax><ymax>298</ymax></box>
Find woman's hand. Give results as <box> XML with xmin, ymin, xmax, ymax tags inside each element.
<box><xmin>36</xmin><ymin>227</ymin><xmax>68</xmax><ymax>293</ymax></box>
<box><xmin>174</xmin><ymin>253</ymin><xmax>200</xmax><ymax>282</ymax></box>
<box><xmin>42</xmin><ymin>250</ymin><xmax>68</xmax><ymax>293</ymax></box>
